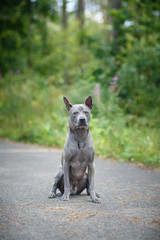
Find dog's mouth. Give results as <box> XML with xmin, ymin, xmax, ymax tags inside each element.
<box><xmin>77</xmin><ymin>122</ymin><xmax>87</xmax><ymax>128</ymax></box>
<box><xmin>78</xmin><ymin>123</ymin><xmax>87</xmax><ymax>127</ymax></box>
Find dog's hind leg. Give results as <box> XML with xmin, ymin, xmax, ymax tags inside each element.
<box><xmin>48</xmin><ymin>166</ymin><xmax>63</xmax><ymax>198</ymax></box>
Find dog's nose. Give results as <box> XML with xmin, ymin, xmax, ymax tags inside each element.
<box><xmin>79</xmin><ymin>117</ymin><xmax>86</xmax><ymax>124</ymax></box>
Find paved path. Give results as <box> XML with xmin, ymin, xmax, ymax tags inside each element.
<box><xmin>0</xmin><ymin>140</ymin><xmax>160</xmax><ymax>240</ymax></box>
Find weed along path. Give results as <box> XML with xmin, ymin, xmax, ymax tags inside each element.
<box><xmin>0</xmin><ymin>140</ymin><xmax>160</xmax><ymax>240</ymax></box>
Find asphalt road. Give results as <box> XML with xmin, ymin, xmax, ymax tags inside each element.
<box><xmin>0</xmin><ymin>139</ymin><xmax>160</xmax><ymax>240</ymax></box>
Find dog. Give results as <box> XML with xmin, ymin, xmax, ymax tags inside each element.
<box><xmin>48</xmin><ymin>96</ymin><xmax>100</xmax><ymax>203</ymax></box>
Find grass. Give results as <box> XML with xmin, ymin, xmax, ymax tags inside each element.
<box><xmin>0</xmin><ymin>71</ymin><xmax>160</xmax><ymax>168</ymax></box>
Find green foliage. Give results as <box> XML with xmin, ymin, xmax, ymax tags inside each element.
<box><xmin>0</xmin><ymin>0</ymin><xmax>57</xmax><ymax>73</ymax></box>
<box><xmin>117</xmin><ymin>41</ymin><xmax>160</xmax><ymax>116</ymax></box>
<box><xmin>106</xmin><ymin>0</ymin><xmax>160</xmax><ymax>117</ymax></box>
<box><xmin>0</xmin><ymin>71</ymin><xmax>67</xmax><ymax>146</ymax></box>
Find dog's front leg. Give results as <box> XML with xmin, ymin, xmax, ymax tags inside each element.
<box><xmin>61</xmin><ymin>161</ymin><xmax>70</xmax><ymax>201</ymax></box>
<box><xmin>88</xmin><ymin>162</ymin><xmax>100</xmax><ymax>203</ymax></box>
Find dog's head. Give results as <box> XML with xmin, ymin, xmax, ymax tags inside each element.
<box><xmin>63</xmin><ymin>96</ymin><xmax>93</xmax><ymax>130</ymax></box>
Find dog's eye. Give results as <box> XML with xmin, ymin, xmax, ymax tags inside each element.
<box><xmin>84</xmin><ymin>111</ymin><xmax>89</xmax><ymax>116</ymax></box>
<box><xmin>73</xmin><ymin>112</ymin><xmax>78</xmax><ymax>115</ymax></box>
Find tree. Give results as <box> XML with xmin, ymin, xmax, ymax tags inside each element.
<box><xmin>77</xmin><ymin>0</ymin><xmax>85</xmax><ymax>26</ymax></box>
<box><xmin>0</xmin><ymin>0</ymin><xmax>57</xmax><ymax>73</ymax></box>
<box><xmin>62</xmin><ymin>0</ymin><xmax>68</xmax><ymax>28</ymax></box>
<box><xmin>108</xmin><ymin>0</ymin><xmax>122</xmax><ymax>52</ymax></box>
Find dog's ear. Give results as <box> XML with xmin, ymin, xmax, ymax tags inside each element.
<box><xmin>85</xmin><ymin>96</ymin><xmax>93</xmax><ymax>110</ymax></box>
<box><xmin>63</xmin><ymin>96</ymin><xmax>72</xmax><ymax>111</ymax></box>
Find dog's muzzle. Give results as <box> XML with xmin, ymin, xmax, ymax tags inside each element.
<box><xmin>78</xmin><ymin>117</ymin><xmax>87</xmax><ymax>126</ymax></box>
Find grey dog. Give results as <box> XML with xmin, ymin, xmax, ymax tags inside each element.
<box><xmin>48</xmin><ymin>96</ymin><xmax>100</xmax><ymax>203</ymax></box>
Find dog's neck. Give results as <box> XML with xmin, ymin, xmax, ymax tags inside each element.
<box><xmin>70</xmin><ymin>127</ymin><xmax>89</xmax><ymax>144</ymax></box>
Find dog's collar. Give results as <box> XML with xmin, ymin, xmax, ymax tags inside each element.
<box><xmin>70</xmin><ymin>128</ymin><xmax>88</xmax><ymax>150</ymax></box>
<box><xmin>78</xmin><ymin>142</ymin><xmax>85</xmax><ymax>149</ymax></box>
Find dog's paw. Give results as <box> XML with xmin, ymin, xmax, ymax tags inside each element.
<box><xmin>48</xmin><ymin>192</ymin><xmax>56</xmax><ymax>199</ymax></box>
<box><xmin>61</xmin><ymin>193</ymin><xmax>70</xmax><ymax>201</ymax></box>
<box><xmin>90</xmin><ymin>191</ymin><xmax>101</xmax><ymax>203</ymax></box>
<box><xmin>91</xmin><ymin>197</ymin><xmax>100</xmax><ymax>204</ymax></box>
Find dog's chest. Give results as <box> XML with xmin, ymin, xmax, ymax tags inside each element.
<box><xmin>69</xmin><ymin>149</ymin><xmax>89</xmax><ymax>179</ymax></box>
<box><xmin>77</xmin><ymin>142</ymin><xmax>91</xmax><ymax>156</ymax></box>
<box><xmin>69</xmin><ymin>144</ymin><xmax>92</xmax><ymax>166</ymax></box>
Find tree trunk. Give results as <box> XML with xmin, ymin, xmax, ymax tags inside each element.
<box><xmin>62</xmin><ymin>0</ymin><xmax>67</xmax><ymax>29</ymax></box>
<box><xmin>77</xmin><ymin>0</ymin><xmax>85</xmax><ymax>27</ymax></box>
<box><xmin>108</xmin><ymin>0</ymin><xmax>122</xmax><ymax>52</ymax></box>
<box><xmin>26</xmin><ymin>0</ymin><xmax>33</xmax><ymax>67</ymax></box>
